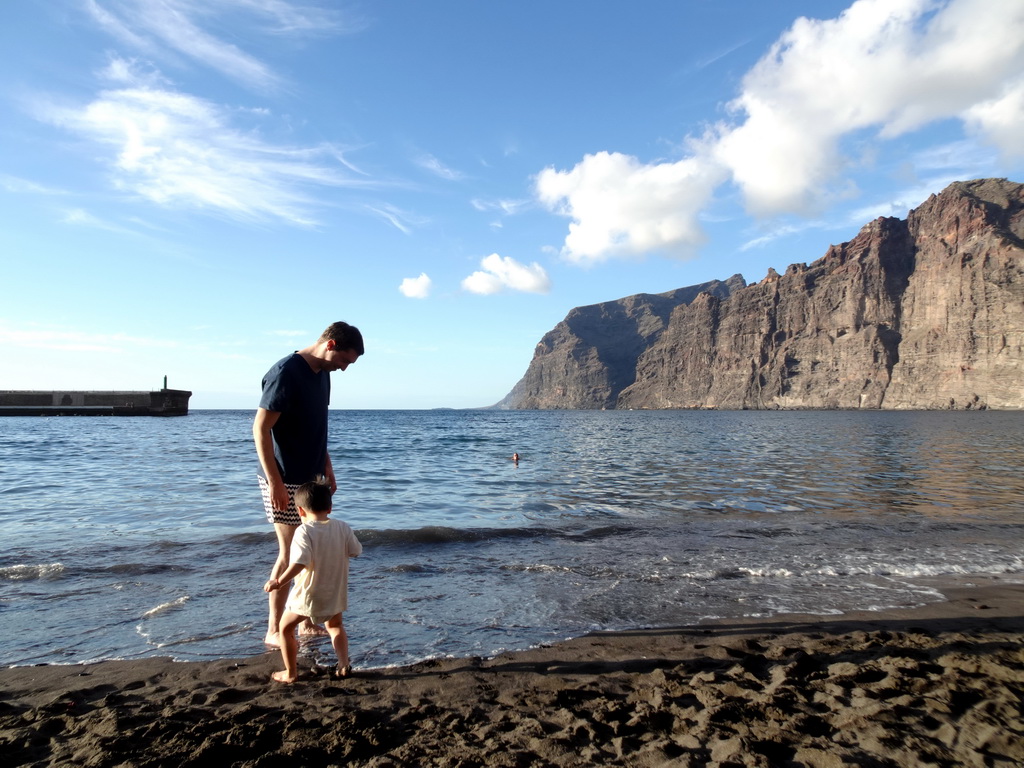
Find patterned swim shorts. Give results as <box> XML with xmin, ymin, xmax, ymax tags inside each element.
<box><xmin>258</xmin><ymin>475</ymin><xmax>302</xmax><ymax>526</ymax></box>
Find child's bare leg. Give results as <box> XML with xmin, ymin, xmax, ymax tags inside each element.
<box><xmin>325</xmin><ymin>614</ymin><xmax>350</xmax><ymax>675</ymax></box>
<box><xmin>271</xmin><ymin>611</ymin><xmax>305</xmax><ymax>683</ymax></box>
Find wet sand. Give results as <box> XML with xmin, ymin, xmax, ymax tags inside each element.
<box><xmin>2</xmin><ymin>580</ymin><xmax>1022</xmax><ymax>767</ymax></box>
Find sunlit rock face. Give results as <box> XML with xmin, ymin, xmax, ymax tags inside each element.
<box><xmin>499</xmin><ymin>178</ymin><xmax>1024</xmax><ymax>410</ymax></box>
<box><xmin>881</xmin><ymin>179</ymin><xmax>1024</xmax><ymax>410</ymax></box>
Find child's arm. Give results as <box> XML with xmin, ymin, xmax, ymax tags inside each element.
<box><xmin>264</xmin><ymin>561</ymin><xmax>306</xmax><ymax>592</ymax></box>
<box><xmin>348</xmin><ymin>525</ymin><xmax>363</xmax><ymax>558</ymax></box>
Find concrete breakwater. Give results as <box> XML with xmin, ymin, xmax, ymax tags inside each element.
<box><xmin>0</xmin><ymin>388</ymin><xmax>192</xmax><ymax>416</ymax></box>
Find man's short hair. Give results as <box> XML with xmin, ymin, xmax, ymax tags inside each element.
<box><xmin>294</xmin><ymin>476</ymin><xmax>332</xmax><ymax>513</ymax></box>
<box><xmin>319</xmin><ymin>321</ymin><xmax>364</xmax><ymax>356</ymax></box>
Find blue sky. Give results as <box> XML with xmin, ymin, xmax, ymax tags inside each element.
<box><xmin>2</xmin><ymin>0</ymin><xmax>1022</xmax><ymax>409</ymax></box>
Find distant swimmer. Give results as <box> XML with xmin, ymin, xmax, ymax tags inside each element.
<box><xmin>512</xmin><ymin>452</ymin><xmax>520</xmax><ymax>465</ymax></box>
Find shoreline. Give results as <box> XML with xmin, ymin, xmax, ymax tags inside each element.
<box><xmin>3</xmin><ymin>579</ymin><xmax>1022</xmax><ymax>766</ymax></box>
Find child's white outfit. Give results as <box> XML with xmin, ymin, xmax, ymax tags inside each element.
<box><xmin>286</xmin><ymin>518</ymin><xmax>362</xmax><ymax>623</ymax></box>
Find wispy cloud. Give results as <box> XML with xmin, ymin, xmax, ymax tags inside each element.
<box><xmin>415</xmin><ymin>153</ymin><xmax>465</xmax><ymax>181</ymax></box>
<box><xmin>692</xmin><ymin>38</ymin><xmax>752</xmax><ymax>71</ymax></box>
<box><xmin>364</xmin><ymin>203</ymin><xmax>427</xmax><ymax>234</ymax></box>
<box><xmin>740</xmin><ymin>222</ymin><xmax>819</xmax><ymax>252</ymax></box>
<box><xmin>84</xmin><ymin>0</ymin><xmax>357</xmax><ymax>91</ymax></box>
<box><xmin>0</xmin><ymin>174</ymin><xmax>69</xmax><ymax>195</ymax></box>
<box><xmin>910</xmin><ymin>139</ymin><xmax>1000</xmax><ymax>174</ymax></box>
<box><xmin>0</xmin><ymin>321</ymin><xmax>183</xmax><ymax>353</ymax></box>
<box><xmin>471</xmin><ymin>196</ymin><xmax>531</xmax><ymax>229</ymax></box>
<box><xmin>61</xmin><ymin>207</ymin><xmax>140</xmax><ymax>235</ymax></box>
<box><xmin>471</xmin><ymin>197</ymin><xmax>530</xmax><ymax>215</ymax></box>
<box><xmin>35</xmin><ymin>59</ymin><xmax>374</xmax><ymax>226</ymax></box>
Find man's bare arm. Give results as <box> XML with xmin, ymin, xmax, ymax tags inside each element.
<box><xmin>253</xmin><ymin>408</ymin><xmax>290</xmax><ymax>511</ymax></box>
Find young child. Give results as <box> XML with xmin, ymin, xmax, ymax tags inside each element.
<box><xmin>264</xmin><ymin>476</ymin><xmax>362</xmax><ymax>683</ymax></box>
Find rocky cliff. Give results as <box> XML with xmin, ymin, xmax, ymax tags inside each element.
<box><xmin>498</xmin><ymin>178</ymin><xmax>1024</xmax><ymax>410</ymax></box>
<box><xmin>493</xmin><ymin>276</ymin><xmax>746</xmax><ymax>409</ymax></box>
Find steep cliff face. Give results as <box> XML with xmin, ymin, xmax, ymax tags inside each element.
<box><xmin>500</xmin><ymin>178</ymin><xmax>1024</xmax><ymax>410</ymax></box>
<box><xmin>619</xmin><ymin>216</ymin><xmax>916</xmax><ymax>409</ymax></box>
<box><xmin>883</xmin><ymin>179</ymin><xmax>1024</xmax><ymax>409</ymax></box>
<box><xmin>494</xmin><ymin>276</ymin><xmax>745</xmax><ymax>409</ymax></box>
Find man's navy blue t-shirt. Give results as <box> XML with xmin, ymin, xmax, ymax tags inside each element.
<box><xmin>258</xmin><ymin>353</ymin><xmax>331</xmax><ymax>484</ymax></box>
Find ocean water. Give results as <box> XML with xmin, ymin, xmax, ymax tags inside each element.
<box><xmin>1</xmin><ymin>409</ymin><xmax>1022</xmax><ymax>670</ymax></box>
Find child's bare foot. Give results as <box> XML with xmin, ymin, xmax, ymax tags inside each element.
<box><xmin>333</xmin><ymin>660</ymin><xmax>352</xmax><ymax>679</ymax></box>
<box><xmin>271</xmin><ymin>670</ymin><xmax>297</xmax><ymax>684</ymax></box>
<box><xmin>298</xmin><ymin>622</ymin><xmax>329</xmax><ymax>637</ymax></box>
<box><xmin>264</xmin><ymin>631</ymin><xmax>281</xmax><ymax>647</ymax></box>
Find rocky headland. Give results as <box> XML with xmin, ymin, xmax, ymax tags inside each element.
<box><xmin>496</xmin><ymin>178</ymin><xmax>1024</xmax><ymax>410</ymax></box>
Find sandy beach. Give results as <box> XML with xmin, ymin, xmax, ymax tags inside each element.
<box><xmin>2</xmin><ymin>579</ymin><xmax>1022</xmax><ymax>767</ymax></box>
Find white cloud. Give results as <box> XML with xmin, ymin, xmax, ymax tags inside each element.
<box><xmin>461</xmin><ymin>254</ymin><xmax>551</xmax><ymax>295</ymax></box>
<box><xmin>963</xmin><ymin>78</ymin><xmax>1024</xmax><ymax>158</ymax></box>
<box><xmin>37</xmin><ymin>63</ymin><xmax>371</xmax><ymax>225</ymax></box>
<box><xmin>535</xmin><ymin>150</ymin><xmax>726</xmax><ymax>263</ymax></box>
<box><xmin>537</xmin><ymin>0</ymin><xmax>1024</xmax><ymax>263</ymax></box>
<box><xmin>399</xmin><ymin>273</ymin><xmax>432</xmax><ymax>299</ymax></box>
<box><xmin>714</xmin><ymin>0</ymin><xmax>1024</xmax><ymax>216</ymax></box>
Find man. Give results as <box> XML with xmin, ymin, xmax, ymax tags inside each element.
<box><xmin>254</xmin><ymin>321</ymin><xmax>364</xmax><ymax>647</ymax></box>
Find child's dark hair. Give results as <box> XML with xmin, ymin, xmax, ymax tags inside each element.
<box><xmin>294</xmin><ymin>476</ymin><xmax>332</xmax><ymax>513</ymax></box>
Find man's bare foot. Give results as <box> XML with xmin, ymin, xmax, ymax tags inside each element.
<box><xmin>298</xmin><ymin>622</ymin><xmax>329</xmax><ymax>637</ymax></box>
<box><xmin>264</xmin><ymin>631</ymin><xmax>281</xmax><ymax>647</ymax></box>
<box><xmin>271</xmin><ymin>670</ymin><xmax>297</xmax><ymax>684</ymax></box>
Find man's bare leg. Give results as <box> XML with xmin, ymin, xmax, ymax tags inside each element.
<box><xmin>267</xmin><ymin>522</ymin><xmax>329</xmax><ymax>645</ymax></box>
<box><xmin>266</xmin><ymin>522</ymin><xmax>297</xmax><ymax>646</ymax></box>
